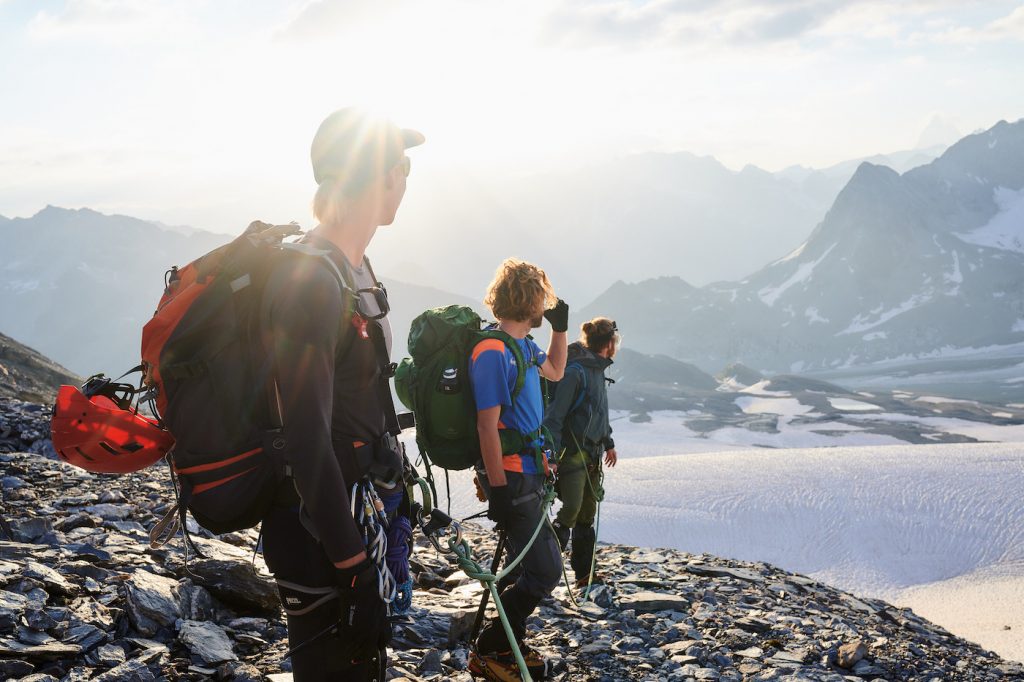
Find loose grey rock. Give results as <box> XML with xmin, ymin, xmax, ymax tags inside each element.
<box><xmin>836</xmin><ymin>639</ymin><xmax>867</xmax><ymax>668</ymax></box>
<box><xmin>124</xmin><ymin>569</ymin><xmax>182</xmax><ymax>636</ymax></box>
<box><xmin>0</xmin><ymin>404</ymin><xmax>1021</xmax><ymax>682</ymax></box>
<box><xmin>178</xmin><ymin>619</ymin><xmax>238</xmax><ymax>665</ymax></box>
<box><xmin>90</xmin><ymin>658</ymin><xmax>156</xmax><ymax>681</ymax></box>
<box><xmin>22</xmin><ymin>561</ymin><xmax>76</xmax><ymax>596</ymax></box>
<box><xmin>618</xmin><ymin>590</ymin><xmax>689</xmax><ymax>614</ymax></box>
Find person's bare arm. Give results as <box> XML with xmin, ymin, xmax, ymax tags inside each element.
<box><xmin>539</xmin><ymin>330</ymin><xmax>567</xmax><ymax>381</ymax></box>
<box><xmin>477</xmin><ymin>405</ymin><xmax>507</xmax><ymax>487</ymax></box>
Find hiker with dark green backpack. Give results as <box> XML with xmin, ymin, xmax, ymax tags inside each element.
<box><xmin>467</xmin><ymin>259</ymin><xmax>568</xmax><ymax>681</ymax></box>
<box><xmin>543</xmin><ymin>317</ymin><xmax>619</xmax><ymax>590</ymax></box>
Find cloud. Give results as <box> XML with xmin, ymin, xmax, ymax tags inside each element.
<box><xmin>536</xmin><ymin>0</ymin><xmax>1023</xmax><ymax>50</ymax></box>
<box><xmin>27</xmin><ymin>0</ymin><xmax>192</xmax><ymax>42</ymax></box>
<box><xmin>927</xmin><ymin>4</ymin><xmax>1024</xmax><ymax>44</ymax></box>
<box><xmin>537</xmin><ymin>0</ymin><xmax>861</xmax><ymax>49</ymax></box>
<box><xmin>275</xmin><ymin>0</ymin><xmax>415</xmax><ymax>41</ymax></box>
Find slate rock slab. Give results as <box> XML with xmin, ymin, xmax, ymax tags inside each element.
<box><xmin>23</xmin><ymin>561</ymin><xmax>77</xmax><ymax>597</ymax></box>
<box><xmin>618</xmin><ymin>590</ymin><xmax>689</xmax><ymax>614</ymax></box>
<box><xmin>124</xmin><ymin>569</ymin><xmax>181</xmax><ymax>636</ymax></box>
<box><xmin>183</xmin><ymin>556</ymin><xmax>280</xmax><ymax>614</ymax></box>
<box><xmin>0</xmin><ymin>639</ymin><xmax>83</xmax><ymax>661</ymax></box>
<box><xmin>0</xmin><ymin>589</ymin><xmax>28</xmax><ymax>631</ymax></box>
<box><xmin>178</xmin><ymin>619</ymin><xmax>238</xmax><ymax>665</ymax></box>
<box><xmin>90</xmin><ymin>658</ymin><xmax>156</xmax><ymax>681</ymax></box>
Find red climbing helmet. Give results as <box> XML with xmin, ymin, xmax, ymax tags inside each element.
<box><xmin>51</xmin><ymin>374</ymin><xmax>174</xmax><ymax>474</ymax></box>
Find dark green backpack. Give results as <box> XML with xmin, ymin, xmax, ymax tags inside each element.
<box><xmin>395</xmin><ymin>305</ymin><xmax>529</xmax><ymax>470</ymax></box>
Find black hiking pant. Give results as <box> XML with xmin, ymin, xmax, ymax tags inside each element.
<box><xmin>475</xmin><ymin>469</ymin><xmax>562</xmax><ymax>652</ymax></box>
<box><xmin>262</xmin><ymin>497</ymin><xmax>380</xmax><ymax>681</ymax></box>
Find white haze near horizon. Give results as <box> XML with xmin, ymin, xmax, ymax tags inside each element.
<box><xmin>1</xmin><ymin>0</ymin><xmax>1022</xmax><ymax>234</ymax></box>
<box><xmin>400</xmin><ymin>422</ymin><xmax>1024</xmax><ymax>663</ymax></box>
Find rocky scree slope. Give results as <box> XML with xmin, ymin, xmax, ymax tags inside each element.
<box><xmin>1</xmin><ymin>398</ymin><xmax>1022</xmax><ymax>681</ymax></box>
<box><xmin>0</xmin><ymin>334</ymin><xmax>79</xmax><ymax>405</ymax></box>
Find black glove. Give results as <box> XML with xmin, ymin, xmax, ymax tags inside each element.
<box><xmin>544</xmin><ymin>299</ymin><xmax>569</xmax><ymax>333</ymax></box>
<box><xmin>487</xmin><ymin>484</ymin><xmax>514</xmax><ymax>524</ymax></box>
<box><xmin>336</xmin><ymin>558</ymin><xmax>391</xmax><ymax>659</ymax></box>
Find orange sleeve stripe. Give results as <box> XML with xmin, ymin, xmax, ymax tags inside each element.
<box><xmin>471</xmin><ymin>338</ymin><xmax>507</xmax><ymax>363</ymax></box>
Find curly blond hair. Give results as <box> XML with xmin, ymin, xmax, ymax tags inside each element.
<box><xmin>484</xmin><ymin>258</ymin><xmax>557</xmax><ymax>322</ymax></box>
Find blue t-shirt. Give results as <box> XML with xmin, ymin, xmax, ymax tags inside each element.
<box><xmin>469</xmin><ymin>335</ymin><xmax>548</xmax><ymax>474</ymax></box>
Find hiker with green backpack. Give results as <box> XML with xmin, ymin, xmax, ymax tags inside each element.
<box><xmin>395</xmin><ymin>260</ymin><xmax>568</xmax><ymax>680</ymax></box>
<box><xmin>543</xmin><ymin>317</ymin><xmax>619</xmax><ymax>590</ymax></box>
<box><xmin>463</xmin><ymin>258</ymin><xmax>568</xmax><ymax>681</ymax></box>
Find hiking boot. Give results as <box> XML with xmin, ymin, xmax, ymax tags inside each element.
<box><xmin>574</xmin><ymin>572</ymin><xmax>605</xmax><ymax>589</ymax></box>
<box><xmin>469</xmin><ymin>644</ymin><xmax>549</xmax><ymax>680</ymax></box>
<box><xmin>519</xmin><ymin>641</ymin><xmax>550</xmax><ymax>678</ymax></box>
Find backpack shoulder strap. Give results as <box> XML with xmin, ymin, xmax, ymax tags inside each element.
<box><xmin>477</xmin><ymin>329</ymin><xmax>529</xmax><ymax>402</ymax></box>
<box><xmin>279</xmin><ymin>242</ymin><xmax>363</xmax><ymax>356</ymax></box>
<box><xmin>302</xmin><ymin>249</ymin><xmax>400</xmax><ymax>437</ymax></box>
<box><xmin>565</xmin><ymin>362</ymin><xmax>589</xmax><ymax>414</ymax></box>
<box><xmin>279</xmin><ymin>242</ymin><xmax>357</xmax><ymax>296</ymax></box>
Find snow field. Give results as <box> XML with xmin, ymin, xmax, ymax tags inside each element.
<box><xmin>400</xmin><ymin>433</ymin><xmax>1024</xmax><ymax>661</ymax></box>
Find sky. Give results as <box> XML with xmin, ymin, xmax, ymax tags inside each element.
<box><xmin>0</xmin><ymin>0</ymin><xmax>1022</xmax><ymax>232</ymax></box>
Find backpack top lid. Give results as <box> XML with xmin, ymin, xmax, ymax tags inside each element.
<box><xmin>406</xmin><ymin>304</ymin><xmax>483</xmax><ymax>361</ymax></box>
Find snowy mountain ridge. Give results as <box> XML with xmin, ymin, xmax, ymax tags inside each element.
<box><xmin>582</xmin><ymin>119</ymin><xmax>1024</xmax><ymax>379</ymax></box>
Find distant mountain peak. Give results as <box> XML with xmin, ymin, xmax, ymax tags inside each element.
<box><xmin>850</xmin><ymin>160</ymin><xmax>900</xmax><ymax>181</ymax></box>
<box><xmin>915</xmin><ymin>114</ymin><xmax>961</xmax><ymax>150</ymax></box>
<box><xmin>823</xmin><ymin>162</ymin><xmax>904</xmax><ymax>226</ymax></box>
<box><xmin>36</xmin><ymin>205</ymin><xmax>96</xmax><ymax>217</ymax></box>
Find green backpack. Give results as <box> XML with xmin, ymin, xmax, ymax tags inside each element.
<box><xmin>395</xmin><ymin>305</ymin><xmax>531</xmax><ymax>471</ymax></box>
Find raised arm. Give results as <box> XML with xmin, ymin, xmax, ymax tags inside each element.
<box><xmin>539</xmin><ymin>299</ymin><xmax>568</xmax><ymax>381</ymax></box>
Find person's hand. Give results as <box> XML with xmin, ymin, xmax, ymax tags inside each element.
<box><xmin>486</xmin><ymin>484</ymin><xmax>514</xmax><ymax>524</ymax></box>
<box><xmin>604</xmin><ymin>448</ymin><xmax>617</xmax><ymax>468</ymax></box>
<box><xmin>543</xmin><ymin>299</ymin><xmax>569</xmax><ymax>333</ymax></box>
<box><xmin>336</xmin><ymin>559</ymin><xmax>390</xmax><ymax>659</ymax></box>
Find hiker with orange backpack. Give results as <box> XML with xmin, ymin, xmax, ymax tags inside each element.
<box><xmin>50</xmin><ymin>107</ymin><xmax>422</xmax><ymax>681</ymax></box>
<box><xmin>467</xmin><ymin>258</ymin><xmax>568</xmax><ymax>681</ymax></box>
<box><xmin>256</xmin><ymin>109</ymin><xmax>423</xmax><ymax>681</ymax></box>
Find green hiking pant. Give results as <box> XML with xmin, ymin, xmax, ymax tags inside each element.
<box><xmin>555</xmin><ymin>450</ymin><xmax>603</xmax><ymax>530</ymax></box>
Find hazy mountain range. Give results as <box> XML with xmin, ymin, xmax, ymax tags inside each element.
<box><xmin>5</xmin><ymin>121</ymin><xmax>1019</xmax><ymax>399</ymax></box>
<box><xmin>373</xmin><ymin>141</ymin><xmax>948</xmax><ymax>303</ymax></box>
<box><xmin>582</xmin><ymin>119</ymin><xmax>1024</xmax><ymax>392</ymax></box>
<box><xmin>0</xmin><ymin>208</ymin><xmax>480</xmax><ymax>377</ymax></box>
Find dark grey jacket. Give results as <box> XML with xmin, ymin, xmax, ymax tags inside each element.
<box><xmin>543</xmin><ymin>341</ymin><xmax>614</xmax><ymax>462</ymax></box>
